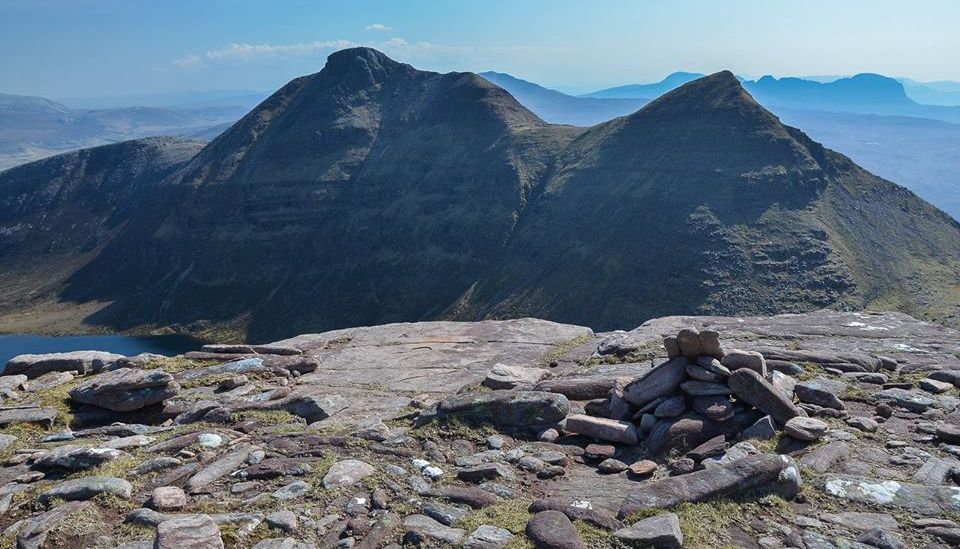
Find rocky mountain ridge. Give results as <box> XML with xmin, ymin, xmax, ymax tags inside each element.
<box><xmin>0</xmin><ymin>48</ymin><xmax>958</xmax><ymax>342</ymax></box>
<box><xmin>0</xmin><ymin>310</ymin><xmax>958</xmax><ymax>547</ymax></box>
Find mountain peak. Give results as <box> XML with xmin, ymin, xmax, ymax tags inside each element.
<box><xmin>320</xmin><ymin>47</ymin><xmax>404</xmax><ymax>83</ymax></box>
<box><xmin>636</xmin><ymin>70</ymin><xmax>764</xmax><ymax>118</ymax></box>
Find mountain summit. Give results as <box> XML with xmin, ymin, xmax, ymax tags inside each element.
<box><xmin>1</xmin><ymin>51</ymin><xmax>958</xmax><ymax>339</ymax></box>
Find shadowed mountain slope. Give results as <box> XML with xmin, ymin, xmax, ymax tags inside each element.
<box><xmin>1</xmin><ymin>50</ymin><xmax>958</xmax><ymax>340</ymax></box>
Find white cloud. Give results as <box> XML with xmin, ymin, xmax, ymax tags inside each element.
<box><xmin>365</xmin><ymin>23</ymin><xmax>392</xmax><ymax>32</ymax></box>
<box><xmin>172</xmin><ymin>38</ymin><xmax>445</xmax><ymax>67</ymax></box>
<box><xmin>204</xmin><ymin>39</ymin><xmax>357</xmax><ymax>61</ymax></box>
<box><xmin>172</xmin><ymin>54</ymin><xmax>202</xmax><ymax>67</ymax></box>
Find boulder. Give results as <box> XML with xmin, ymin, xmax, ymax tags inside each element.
<box><xmin>533</xmin><ymin>378</ymin><xmax>617</xmax><ymax>400</ymax></box>
<box><xmin>403</xmin><ymin>514</ymin><xmax>465</xmax><ymax>545</ymax></box>
<box><xmin>525</xmin><ymin>510</ymin><xmax>585</xmax><ymax>549</ymax></box>
<box><xmin>185</xmin><ymin>444</ymin><xmax>255</xmax><ymax>493</ymax></box>
<box><xmin>39</xmin><ymin>476</ymin><xmax>132</xmax><ymax>502</ymax></box>
<box><xmin>680</xmin><ymin>381</ymin><xmax>733</xmax><ymax>396</ymax></box>
<box><xmin>784</xmin><ymin>417</ymin><xmax>828</xmax><ymax>441</ymax></box>
<box><xmin>528</xmin><ymin>499</ymin><xmax>624</xmax><ymax>531</ymax></box>
<box><xmin>653</xmin><ymin>395</ymin><xmax>687</xmax><ymax>418</ymax></box>
<box><xmin>721</xmin><ymin>349</ymin><xmax>767</xmax><ymax>376</ymax></box>
<box><xmin>663</xmin><ymin>336</ymin><xmax>681</xmax><ymax>359</ymax></box>
<box><xmin>438</xmin><ymin>390</ymin><xmax>569</xmax><ymax>431</ymax></box>
<box><xmin>696</xmin><ymin>355</ymin><xmax>730</xmax><ymax>376</ymax></box>
<box><xmin>277</xmin><ymin>394</ymin><xmax>348</xmax><ymax>423</ymax></box>
<box><xmin>483</xmin><ymin>364</ymin><xmax>549</xmax><ymax>390</ymax></box>
<box><xmin>33</xmin><ymin>445</ymin><xmax>123</xmax><ymax>471</ymax></box>
<box><xmin>685</xmin><ymin>363</ymin><xmax>724</xmax><ymax>382</ymax></box>
<box><xmin>464</xmin><ymin>525</ymin><xmax>514</xmax><ymax>549</ymax></box>
<box><xmin>0</xmin><ymin>406</ymin><xmax>57</xmax><ymax>428</ymax></box>
<box><xmin>151</xmin><ymin>486</ymin><xmax>187</xmax><ymax>511</ymax></box>
<box><xmin>920</xmin><ymin>378</ymin><xmax>954</xmax><ymax>394</ymax></box>
<box><xmin>740</xmin><ymin>415</ymin><xmax>777</xmax><ymax>440</ymax></box>
<box><xmin>795</xmin><ymin>378</ymin><xmax>847</xmax><ymax>410</ymax></box>
<box><xmin>692</xmin><ymin>396</ymin><xmax>734</xmax><ymax>422</ymax></box>
<box><xmin>622</xmin><ymin>358</ymin><xmax>688</xmax><ymax>406</ymax></box>
<box><xmin>620</xmin><ymin>454</ymin><xmax>801</xmax><ymax>517</ymax></box>
<box><xmin>727</xmin><ymin>369</ymin><xmax>801</xmax><ymax>425</ymax></box>
<box><xmin>687</xmin><ymin>435</ymin><xmax>728</xmax><ymax>461</ymax></box>
<box><xmin>4</xmin><ymin>351</ymin><xmax>124</xmax><ymax>378</ymax></box>
<box><xmin>613</xmin><ymin>512</ymin><xmax>682</xmax><ymax>548</ymax></box>
<box><xmin>646</xmin><ymin>413</ymin><xmax>740</xmax><ymax>454</ymax></box>
<box><xmin>154</xmin><ymin>514</ymin><xmax>224</xmax><ymax>549</ymax></box>
<box><xmin>698</xmin><ymin>330</ymin><xmax>724</xmax><ymax>359</ymax></box>
<box><xmin>564</xmin><ymin>414</ymin><xmax>638</xmax><ymax>445</ymax></box>
<box><xmin>322</xmin><ymin>459</ymin><xmax>376</xmax><ymax>488</ymax></box>
<box><xmin>69</xmin><ymin>368</ymin><xmax>179</xmax><ymax>412</ymax></box>
<box><xmin>875</xmin><ymin>388</ymin><xmax>934</xmax><ymax>413</ymax></box>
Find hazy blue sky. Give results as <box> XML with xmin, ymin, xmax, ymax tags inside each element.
<box><xmin>2</xmin><ymin>0</ymin><xmax>958</xmax><ymax>98</ymax></box>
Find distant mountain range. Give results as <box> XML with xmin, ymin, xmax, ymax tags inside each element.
<box><xmin>0</xmin><ymin>93</ymin><xmax>249</xmax><ymax>170</ymax></box>
<box><xmin>483</xmin><ymin>72</ymin><xmax>960</xmax><ymax>220</ymax></box>
<box><xmin>1</xmin><ymin>48</ymin><xmax>957</xmax><ymax>341</ymax></box>
<box><xmin>583</xmin><ymin>72</ymin><xmax>960</xmax><ymax>123</ymax></box>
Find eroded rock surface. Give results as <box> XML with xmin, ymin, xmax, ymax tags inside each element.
<box><xmin>0</xmin><ymin>311</ymin><xmax>956</xmax><ymax>547</ymax></box>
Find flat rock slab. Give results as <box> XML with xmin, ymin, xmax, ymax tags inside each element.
<box><xmin>33</xmin><ymin>445</ymin><xmax>123</xmax><ymax>471</ymax></box>
<box><xmin>186</xmin><ymin>444</ymin><xmax>255</xmax><ymax>493</ymax></box>
<box><xmin>483</xmin><ymin>363</ymin><xmax>549</xmax><ymax>390</ymax></box>
<box><xmin>601</xmin><ymin>311</ymin><xmax>960</xmax><ymax>375</ymax></box>
<box><xmin>15</xmin><ymin>501</ymin><xmax>97</xmax><ymax>549</ymax></box>
<box><xmin>4</xmin><ymin>351</ymin><xmax>124</xmax><ymax>378</ymax></box>
<box><xmin>270</xmin><ymin>319</ymin><xmax>592</xmax><ymax>426</ymax></box>
<box><xmin>39</xmin><ymin>476</ymin><xmax>132</xmax><ymax>502</ymax></box>
<box><xmin>620</xmin><ymin>454</ymin><xmax>801</xmax><ymax>517</ymax></box>
<box><xmin>0</xmin><ymin>406</ymin><xmax>57</xmax><ymax>428</ymax></box>
<box><xmin>154</xmin><ymin>514</ymin><xmax>224</xmax><ymax>549</ymax></box>
<box><xmin>322</xmin><ymin>459</ymin><xmax>375</xmax><ymax>488</ymax></box>
<box><xmin>614</xmin><ymin>512</ymin><xmax>683</xmax><ymax>548</ymax></box>
<box><xmin>70</xmin><ymin>367</ymin><xmax>179</xmax><ymax>412</ymax></box>
<box><xmin>820</xmin><ymin>474</ymin><xmax>960</xmax><ymax>515</ymax></box>
<box><xmin>403</xmin><ymin>514</ymin><xmax>466</xmax><ymax>545</ymax></box>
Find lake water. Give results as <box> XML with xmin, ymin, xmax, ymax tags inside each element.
<box><xmin>0</xmin><ymin>334</ymin><xmax>201</xmax><ymax>368</ymax></box>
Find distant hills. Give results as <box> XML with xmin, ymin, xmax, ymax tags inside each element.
<box><xmin>585</xmin><ymin>72</ymin><xmax>960</xmax><ymax>123</ymax></box>
<box><xmin>483</xmin><ymin>72</ymin><xmax>960</xmax><ymax>220</ymax></box>
<box><xmin>479</xmin><ymin>72</ymin><xmax>647</xmax><ymax>126</ymax></box>
<box><xmin>0</xmin><ymin>48</ymin><xmax>957</xmax><ymax>341</ymax></box>
<box><xmin>0</xmin><ymin>92</ymin><xmax>248</xmax><ymax>170</ymax></box>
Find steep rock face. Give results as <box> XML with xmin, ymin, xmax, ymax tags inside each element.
<box><xmin>452</xmin><ymin>72</ymin><xmax>960</xmax><ymax>329</ymax></box>
<box><xmin>1</xmin><ymin>50</ymin><xmax>958</xmax><ymax>339</ymax></box>
<box><xmin>62</xmin><ymin>48</ymin><xmax>578</xmax><ymax>338</ymax></box>
<box><xmin>0</xmin><ymin>137</ymin><xmax>204</xmax><ymax>327</ymax></box>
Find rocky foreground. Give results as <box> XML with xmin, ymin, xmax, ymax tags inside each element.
<box><xmin>0</xmin><ymin>311</ymin><xmax>958</xmax><ymax>548</ymax></box>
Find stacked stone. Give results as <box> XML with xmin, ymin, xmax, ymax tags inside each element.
<box><xmin>564</xmin><ymin>327</ymin><xmax>823</xmax><ymax>457</ymax></box>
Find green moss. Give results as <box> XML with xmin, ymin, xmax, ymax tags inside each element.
<box><xmin>144</xmin><ymin>356</ymin><xmax>211</xmax><ymax>374</ymax></box>
<box><xmin>540</xmin><ymin>333</ymin><xmax>593</xmax><ymax>366</ymax></box>
<box><xmin>409</xmin><ymin>414</ymin><xmax>498</xmax><ymax>443</ymax></box>
<box><xmin>456</xmin><ymin>498</ymin><xmax>534</xmax><ymax>536</ymax></box>
<box><xmin>228</xmin><ymin>409</ymin><xmax>303</xmax><ymax>425</ymax></box>
<box><xmin>794</xmin><ymin>362</ymin><xmax>822</xmax><ymax>382</ymax></box>
<box><xmin>112</xmin><ymin>522</ymin><xmax>154</xmax><ymax>545</ymax></box>
<box><xmin>574</xmin><ymin>520</ymin><xmax>630</xmax><ymax>549</ymax></box>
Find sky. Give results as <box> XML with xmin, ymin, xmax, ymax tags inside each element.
<box><xmin>2</xmin><ymin>0</ymin><xmax>959</xmax><ymax>99</ymax></box>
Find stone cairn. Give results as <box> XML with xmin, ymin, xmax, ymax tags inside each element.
<box><xmin>560</xmin><ymin>327</ymin><xmax>824</xmax><ymax>462</ymax></box>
